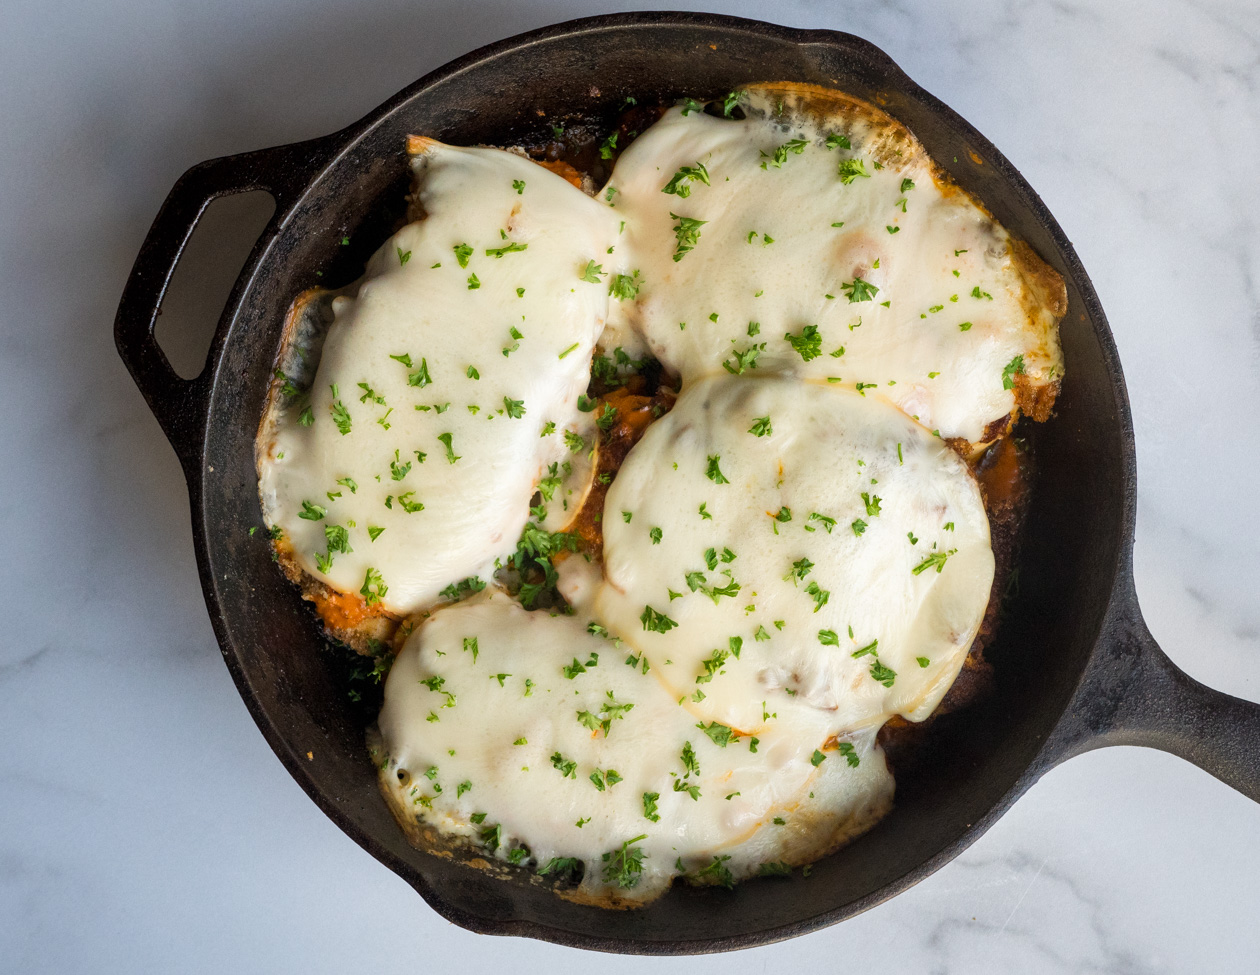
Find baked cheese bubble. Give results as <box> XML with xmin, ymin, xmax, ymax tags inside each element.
<box><xmin>591</xmin><ymin>373</ymin><xmax>994</xmax><ymax>736</ymax></box>
<box><xmin>258</xmin><ymin>141</ymin><xmax>620</xmax><ymax>614</ymax></box>
<box><xmin>602</xmin><ymin>85</ymin><xmax>1064</xmax><ymax>446</ymax></box>
<box><xmin>376</xmin><ymin>589</ymin><xmax>893</xmax><ymax>904</ymax></box>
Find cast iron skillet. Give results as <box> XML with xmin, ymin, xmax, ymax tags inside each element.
<box><xmin>114</xmin><ymin>11</ymin><xmax>1260</xmax><ymax>954</ymax></box>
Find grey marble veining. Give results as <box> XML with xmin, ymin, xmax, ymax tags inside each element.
<box><xmin>1</xmin><ymin>0</ymin><xmax>1258</xmax><ymax>971</ymax></box>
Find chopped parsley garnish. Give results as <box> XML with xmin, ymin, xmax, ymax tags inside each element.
<box><xmin>912</xmin><ymin>548</ymin><xmax>958</xmax><ymax>574</ymax></box>
<box><xmin>298</xmin><ymin>500</ymin><xmax>326</xmax><ymax>521</ymax></box>
<box><xmin>397</xmin><ymin>247</ymin><xmax>411</xmax><ymax>266</ymax></box>
<box><xmin>697</xmin><ymin>721</ymin><xmax>738</xmax><ymax>747</ymax></box>
<box><xmin>640</xmin><ymin>605</ymin><xmax>678</xmax><ymax>633</ymax></box>
<box><xmin>851</xmin><ymin>639</ymin><xmax>879</xmax><ymax>659</ymax></box>
<box><xmin>503</xmin><ymin>396</ymin><xmax>526</xmax><ymax>419</ymax></box>
<box><xmin>838</xmin><ymin>742</ymin><xmax>860</xmax><ymax>767</ymax></box>
<box><xmin>602</xmin><ymin>835</ymin><xmax>647</xmax><ymax>889</ymax></box>
<box><xmin>971</xmin><ymin>286</ymin><xmax>993</xmax><ymax>300</ymax></box>
<box><xmin>786</xmin><ymin>557</ymin><xmax>814</xmax><ymax>584</ymax></box>
<box><xmin>705</xmin><ymin>454</ymin><xmax>729</xmax><ymax>484</ymax></box>
<box><xmin>550</xmin><ymin>752</ymin><xmax>577</xmax><ymax>778</ymax></box>
<box><xmin>760</xmin><ymin>138</ymin><xmax>809</xmax><ymax>169</ymax></box>
<box><xmin>407</xmin><ymin>358</ymin><xmax>432</xmax><ymax>388</ymax></box>
<box><xmin>722</xmin><ymin>344</ymin><xmax>764</xmax><ymax>375</ymax></box>
<box><xmin>841</xmin><ymin>277</ymin><xmax>879</xmax><ymax>303</ymax></box>
<box><xmin>784</xmin><ymin>324</ymin><xmax>823</xmax><ymax>361</ymax></box>
<box><xmin>453</xmin><ymin>242</ymin><xmax>473</xmax><ymax>268</ymax></box>
<box><xmin>435</xmin><ymin>432</ymin><xmax>460</xmax><ymax>464</ymax></box>
<box><xmin>576</xmin><ymin>692</ymin><xmax>635</xmax><ymax>737</ymax></box>
<box><xmin>807</xmin><ymin>512</ymin><xmax>836</xmax><ymax>533</ymax></box>
<box><xmin>463</xmin><ymin>636</ymin><xmax>479</xmax><ymax>662</ymax></box>
<box><xmin>598</xmin><ymin>132</ymin><xmax>618</xmax><ymax>160</ymax></box>
<box><xmin>439</xmin><ymin>576</ymin><xmax>486</xmax><ymax>601</ymax></box>
<box><xmin>900</xmin><ymin>177</ymin><xmax>915</xmax><ymax>193</ymax></box>
<box><xmin>564</xmin><ymin>430</ymin><xmax>587</xmax><ymax>453</ymax></box>
<box><xmin>466</xmin><ymin>273</ymin><xmax>480</xmax><ymax>290</ymax></box>
<box><xmin>811</xmin><ymin>749</ymin><xmax>827</xmax><ymax>767</ymax></box>
<box><xmin>851</xmin><ymin>518</ymin><xmax>868</xmax><ymax>536</ymax></box>
<box><xmin>1001</xmin><ymin>354</ymin><xmax>1025</xmax><ymax>390</ymax></box>
<box><xmin>580</xmin><ymin>260</ymin><xmax>605</xmax><ymax>283</ymax></box>
<box><xmin>662</xmin><ymin>162</ymin><xmax>711</xmax><ymax>198</ymax></box>
<box><xmin>696</xmin><ymin>648</ymin><xmax>729</xmax><ymax>684</ymax></box>
<box><xmin>360</xmin><ymin>567</ymin><xmax>387</xmax><ymax>605</ymax></box>
<box><xmin>649</xmin><ymin>526</ymin><xmax>663</xmax><ymax>545</ymax></box>
<box><xmin>680</xmin><ymin>740</ymin><xmax>701</xmax><ymax>776</ymax></box>
<box><xmin>561</xmin><ymin>652</ymin><xmax>598</xmax><ymax>679</ymax></box>
<box><xmin>696</xmin><ymin>855</ymin><xmax>735</xmax><ymax>889</ymax></box>
<box><xmin>861</xmin><ymin>492</ymin><xmax>882</xmax><ymax>517</ymax></box>
<box><xmin>589</xmin><ymin>768</ymin><xmax>622</xmax><ymax>791</ymax></box>
<box><xmin>869</xmin><ymin>660</ymin><xmax>897</xmax><ymax>688</ymax></box>
<box><xmin>596</xmin><ymin>402</ymin><xmax>617</xmax><ymax>431</ymax></box>
<box><xmin>837</xmin><ymin>157</ymin><xmax>870</xmax><ymax>184</ymax></box>
<box><xmin>824</xmin><ymin>132</ymin><xmax>851</xmax><ymax>150</ymax></box>
<box><xmin>817</xmin><ymin>629</ymin><xmax>839</xmax><ymax>646</ymax></box>
<box><xmin>538</xmin><ymin>856</ymin><xmax>581</xmax><ymax>879</ymax></box>
<box><xmin>642</xmin><ymin>792</ymin><xmax>660</xmax><ymax>822</ymax></box>
<box><xmin>804</xmin><ymin>580</ymin><xmax>830</xmax><ymax>612</ymax></box>
<box><xmin>324</xmin><ymin>524</ymin><xmax>350</xmax><ymax>554</ymax></box>
<box><xmin>485</xmin><ymin>241</ymin><xmax>528</xmax><ymax>258</ymax></box>
<box><xmin>329</xmin><ymin>398</ymin><xmax>352</xmax><ymax>435</ymax></box>
<box><xmin>512</xmin><ymin>179</ymin><xmax>525</xmax><ymax>194</ymax></box>
<box><xmin>698</xmin><ymin>502</ymin><xmax>712</xmax><ymax>520</ymax></box>
<box><xmin>670</xmin><ymin>213</ymin><xmax>707</xmax><ymax>262</ymax></box>
<box><xmin>609</xmin><ymin>271</ymin><xmax>641</xmax><ymax>301</ymax></box>
<box><xmin>917</xmin><ymin>656</ymin><xmax>931</xmax><ymax>668</ymax></box>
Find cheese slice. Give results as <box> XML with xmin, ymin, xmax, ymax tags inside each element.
<box><xmin>258</xmin><ymin>142</ymin><xmax>620</xmax><ymax>614</ymax></box>
<box><xmin>603</xmin><ymin>86</ymin><xmax>1064</xmax><ymax>444</ymax></box>
<box><xmin>589</xmin><ymin>373</ymin><xmax>994</xmax><ymax>735</ymax></box>
<box><xmin>376</xmin><ymin>589</ymin><xmax>892</xmax><ymax>904</ymax></box>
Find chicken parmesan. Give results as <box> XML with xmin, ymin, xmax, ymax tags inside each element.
<box><xmin>257</xmin><ymin>82</ymin><xmax>1065</xmax><ymax>906</ymax></box>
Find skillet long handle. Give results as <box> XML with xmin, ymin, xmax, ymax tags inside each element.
<box><xmin>113</xmin><ymin>139</ymin><xmax>329</xmax><ymax>473</ymax></box>
<box><xmin>1049</xmin><ymin>590</ymin><xmax>1260</xmax><ymax>801</ymax></box>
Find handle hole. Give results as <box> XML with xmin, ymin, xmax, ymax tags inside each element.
<box><xmin>155</xmin><ymin>190</ymin><xmax>276</xmax><ymax>379</ymax></box>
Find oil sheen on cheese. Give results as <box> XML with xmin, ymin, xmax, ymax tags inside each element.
<box><xmin>259</xmin><ymin>143</ymin><xmax>621</xmax><ymax>614</ymax></box>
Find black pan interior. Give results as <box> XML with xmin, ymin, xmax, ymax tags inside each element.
<box><xmin>195</xmin><ymin>16</ymin><xmax>1129</xmax><ymax>951</ymax></box>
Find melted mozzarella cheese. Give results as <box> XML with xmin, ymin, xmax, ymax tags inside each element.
<box><xmin>588</xmin><ymin>374</ymin><xmax>994</xmax><ymax>735</ymax></box>
<box><xmin>376</xmin><ymin>589</ymin><xmax>892</xmax><ymax>903</ymax></box>
<box><xmin>604</xmin><ymin>88</ymin><xmax>1063</xmax><ymax>443</ymax></box>
<box><xmin>258</xmin><ymin>142</ymin><xmax>620</xmax><ymax>613</ymax></box>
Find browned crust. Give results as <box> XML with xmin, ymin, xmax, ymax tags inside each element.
<box><xmin>746</xmin><ymin>82</ymin><xmax>925</xmax><ymax>170</ymax></box>
<box><xmin>1010</xmin><ymin>237</ymin><xmax>1068</xmax><ymax>320</ymax></box>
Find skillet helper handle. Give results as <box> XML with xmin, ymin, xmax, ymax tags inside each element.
<box><xmin>114</xmin><ymin>141</ymin><xmax>321</xmax><ymax>472</ymax></box>
<box><xmin>1056</xmin><ymin>595</ymin><xmax>1260</xmax><ymax>801</ymax></box>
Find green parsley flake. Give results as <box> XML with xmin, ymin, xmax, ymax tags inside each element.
<box><xmin>837</xmin><ymin>157</ymin><xmax>870</xmax><ymax>184</ymax></box>
<box><xmin>670</xmin><ymin>213</ymin><xmax>707</xmax><ymax>262</ymax></box>
<box><xmin>784</xmin><ymin>324</ymin><xmax>822</xmax><ymax>361</ymax></box>
<box><xmin>841</xmin><ymin>277</ymin><xmax>879</xmax><ymax>302</ymax></box>
<box><xmin>662</xmin><ymin>162</ymin><xmax>711</xmax><ymax>198</ymax></box>
<box><xmin>705</xmin><ymin>454</ymin><xmax>729</xmax><ymax>484</ymax></box>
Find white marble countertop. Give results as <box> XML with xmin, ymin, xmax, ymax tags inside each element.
<box><xmin>3</xmin><ymin>0</ymin><xmax>1258</xmax><ymax>970</ymax></box>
